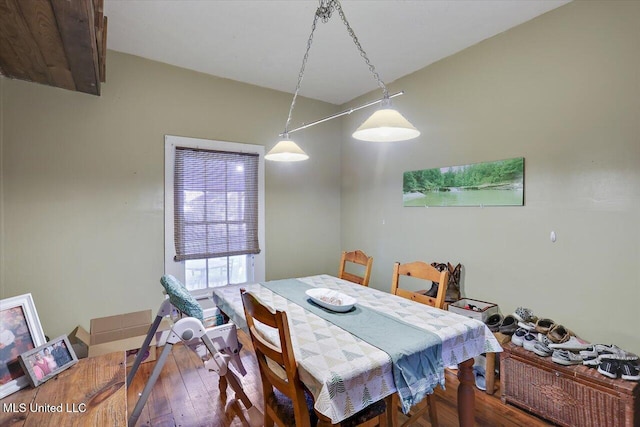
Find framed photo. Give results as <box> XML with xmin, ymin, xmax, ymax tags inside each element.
<box><xmin>403</xmin><ymin>157</ymin><xmax>525</xmax><ymax>207</ymax></box>
<box><xmin>0</xmin><ymin>293</ymin><xmax>46</xmax><ymax>398</ymax></box>
<box><xmin>18</xmin><ymin>335</ymin><xmax>78</xmax><ymax>387</ymax></box>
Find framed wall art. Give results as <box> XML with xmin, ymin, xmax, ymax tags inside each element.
<box><xmin>0</xmin><ymin>293</ymin><xmax>46</xmax><ymax>398</ymax></box>
<box><xmin>18</xmin><ymin>335</ymin><xmax>78</xmax><ymax>387</ymax></box>
<box><xmin>403</xmin><ymin>157</ymin><xmax>524</xmax><ymax>207</ymax></box>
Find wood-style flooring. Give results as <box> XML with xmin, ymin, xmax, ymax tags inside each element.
<box><xmin>127</xmin><ymin>331</ymin><xmax>555</xmax><ymax>426</ymax></box>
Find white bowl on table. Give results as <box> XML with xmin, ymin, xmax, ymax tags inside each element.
<box><xmin>305</xmin><ymin>288</ymin><xmax>357</xmax><ymax>312</ymax></box>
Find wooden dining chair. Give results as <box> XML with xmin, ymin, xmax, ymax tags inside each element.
<box><xmin>240</xmin><ymin>289</ymin><xmax>389</xmax><ymax>427</ymax></box>
<box><xmin>390</xmin><ymin>261</ymin><xmax>450</xmax><ymax>427</ymax></box>
<box><xmin>338</xmin><ymin>250</ymin><xmax>374</xmax><ymax>287</ymax></box>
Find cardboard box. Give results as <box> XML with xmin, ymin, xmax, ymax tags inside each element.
<box><xmin>70</xmin><ymin>310</ymin><xmax>171</xmax><ymax>367</ymax></box>
<box><xmin>448</xmin><ymin>298</ymin><xmax>498</xmax><ymax>322</ymax></box>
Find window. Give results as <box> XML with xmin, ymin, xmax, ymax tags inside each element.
<box><xmin>165</xmin><ymin>136</ymin><xmax>265</xmax><ymax>294</ymax></box>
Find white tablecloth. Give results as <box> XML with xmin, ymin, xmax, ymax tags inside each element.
<box><xmin>212</xmin><ymin>274</ymin><xmax>501</xmax><ymax>423</ymax></box>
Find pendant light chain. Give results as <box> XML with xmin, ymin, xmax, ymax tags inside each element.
<box><xmin>333</xmin><ymin>1</ymin><xmax>389</xmax><ymax>99</ymax></box>
<box><xmin>283</xmin><ymin>7</ymin><xmax>321</xmax><ymax>135</ymax></box>
<box><xmin>284</xmin><ymin>0</ymin><xmax>389</xmax><ymax>135</ymax></box>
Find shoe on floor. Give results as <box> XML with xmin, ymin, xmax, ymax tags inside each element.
<box><xmin>473</xmin><ymin>365</ymin><xmax>487</xmax><ymax>391</ymax></box>
<box><xmin>499</xmin><ymin>315</ymin><xmax>518</xmax><ymax>335</ymax></box>
<box><xmin>551</xmin><ymin>350</ymin><xmax>583</xmax><ymax>366</ymax></box>
<box><xmin>598</xmin><ymin>359</ymin><xmax>620</xmax><ymax>379</ymax></box>
<box><xmin>620</xmin><ymin>362</ymin><xmax>640</xmax><ymax>381</ymax></box>
<box><xmin>548</xmin><ymin>335</ymin><xmax>591</xmax><ymax>351</ymax></box>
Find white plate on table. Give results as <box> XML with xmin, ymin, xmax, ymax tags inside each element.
<box><xmin>305</xmin><ymin>288</ymin><xmax>357</xmax><ymax>312</ymax></box>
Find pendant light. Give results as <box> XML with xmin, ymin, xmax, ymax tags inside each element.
<box><xmin>266</xmin><ymin>0</ymin><xmax>420</xmax><ymax>162</ymax></box>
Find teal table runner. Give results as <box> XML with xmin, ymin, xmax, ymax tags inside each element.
<box><xmin>261</xmin><ymin>278</ymin><xmax>444</xmax><ymax>413</ymax></box>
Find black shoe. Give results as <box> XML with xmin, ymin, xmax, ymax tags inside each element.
<box><xmin>499</xmin><ymin>315</ymin><xmax>517</xmax><ymax>335</ymax></box>
<box><xmin>597</xmin><ymin>359</ymin><xmax>620</xmax><ymax>379</ymax></box>
<box><xmin>620</xmin><ymin>361</ymin><xmax>640</xmax><ymax>381</ymax></box>
<box><xmin>485</xmin><ymin>313</ymin><xmax>503</xmax><ymax>333</ymax></box>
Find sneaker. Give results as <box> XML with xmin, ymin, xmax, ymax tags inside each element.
<box><xmin>597</xmin><ymin>359</ymin><xmax>620</xmax><ymax>379</ymax></box>
<box><xmin>548</xmin><ymin>335</ymin><xmax>591</xmax><ymax>351</ymax></box>
<box><xmin>532</xmin><ymin>340</ymin><xmax>553</xmax><ymax>357</ymax></box>
<box><xmin>598</xmin><ymin>347</ymin><xmax>639</xmax><ymax>361</ymax></box>
<box><xmin>511</xmin><ymin>328</ymin><xmax>528</xmax><ymax>346</ymax></box>
<box><xmin>579</xmin><ymin>346</ymin><xmax>600</xmax><ymax>359</ymax></box>
<box><xmin>473</xmin><ymin>365</ymin><xmax>487</xmax><ymax>390</ymax></box>
<box><xmin>551</xmin><ymin>350</ymin><xmax>583</xmax><ymax>366</ymax></box>
<box><xmin>517</xmin><ymin>321</ymin><xmax>536</xmax><ymax>331</ymax></box>
<box><xmin>620</xmin><ymin>362</ymin><xmax>640</xmax><ymax>381</ymax></box>
<box><xmin>534</xmin><ymin>318</ymin><xmax>555</xmax><ymax>335</ymax></box>
<box><xmin>522</xmin><ymin>333</ymin><xmax>538</xmax><ymax>352</ymax></box>
<box><xmin>513</xmin><ymin>307</ymin><xmax>535</xmax><ymax>323</ymax></box>
<box><xmin>485</xmin><ymin>313</ymin><xmax>503</xmax><ymax>333</ymax></box>
<box><xmin>584</xmin><ymin>357</ymin><xmax>601</xmax><ymax>367</ymax></box>
<box><xmin>499</xmin><ymin>315</ymin><xmax>518</xmax><ymax>335</ymax></box>
<box><xmin>537</xmin><ymin>334</ymin><xmax>553</xmax><ymax>346</ymax></box>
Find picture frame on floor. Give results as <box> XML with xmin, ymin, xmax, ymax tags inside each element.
<box><xmin>0</xmin><ymin>293</ymin><xmax>46</xmax><ymax>398</ymax></box>
<box><xmin>18</xmin><ymin>335</ymin><xmax>78</xmax><ymax>387</ymax></box>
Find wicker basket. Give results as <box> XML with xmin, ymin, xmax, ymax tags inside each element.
<box><xmin>501</xmin><ymin>343</ymin><xmax>640</xmax><ymax>427</ymax></box>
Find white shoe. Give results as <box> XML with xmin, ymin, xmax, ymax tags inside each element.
<box><xmin>552</xmin><ymin>350</ymin><xmax>583</xmax><ymax>365</ymax></box>
<box><xmin>517</xmin><ymin>321</ymin><xmax>536</xmax><ymax>331</ymax></box>
<box><xmin>522</xmin><ymin>334</ymin><xmax>538</xmax><ymax>352</ymax></box>
<box><xmin>511</xmin><ymin>328</ymin><xmax>527</xmax><ymax>346</ymax></box>
<box><xmin>548</xmin><ymin>335</ymin><xmax>591</xmax><ymax>351</ymax></box>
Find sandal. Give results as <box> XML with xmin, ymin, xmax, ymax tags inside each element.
<box><xmin>548</xmin><ymin>324</ymin><xmax>572</xmax><ymax>344</ymax></box>
<box><xmin>534</xmin><ymin>318</ymin><xmax>555</xmax><ymax>334</ymax></box>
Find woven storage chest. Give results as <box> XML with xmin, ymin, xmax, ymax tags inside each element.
<box><xmin>501</xmin><ymin>343</ymin><xmax>639</xmax><ymax>427</ymax></box>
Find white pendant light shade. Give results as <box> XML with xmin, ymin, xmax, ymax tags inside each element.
<box><xmin>265</xmin><ymin>137</ymin><xmax>309</xmax><ymax>162</ymax></box>
<box><xmin>352</xmin><ymin>108</ymin><xmax>420</xmax><ymax>142</ymax></box>
<box><xmin>269</xmin><ymin>1</ymin><xmax>421</xmax><ymax>161</ymax></box>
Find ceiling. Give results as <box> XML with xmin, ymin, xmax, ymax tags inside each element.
<box><xmin>104</xmin><ymin>0</ymin><xmax>570</xmax><ymax>105</ymax></box>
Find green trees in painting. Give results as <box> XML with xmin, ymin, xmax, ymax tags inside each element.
<box><xmin>403</xmin><ymin>158</ymin><xmax>524</xmax><ymax>193</ymax></box>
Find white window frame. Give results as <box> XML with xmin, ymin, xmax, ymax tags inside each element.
<box><xmin>164</xmin><ymin>135</ymin><xmax>265</xmax><ymax>295</ymax></box>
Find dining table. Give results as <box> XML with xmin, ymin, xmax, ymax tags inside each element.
<box><xmin>212</xmin><ymin>274</ymin><xmax>501</xmax><ymax>427</ymax></box>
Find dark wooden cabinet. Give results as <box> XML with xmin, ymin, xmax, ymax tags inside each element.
<box><xmin>501</xmin><ymin>343</ymin><xmax>639</xmax><ymax>427</ymax></box>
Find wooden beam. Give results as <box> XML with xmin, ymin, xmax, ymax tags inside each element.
<box><xmin>17</xmin><ymin>0</ymin><xmax>75</xmax><ymax>90</ymax></box>
<box><xmin>93</xmin><ymin>0</ymin><xmax>106</xmax><ymax>83</ymax></box>
<box><xmin>51</xmin><ymin>0</ymin><xmax>100</xmax><ymax>95</ymax></box>
<box><xmin>0</xmin><ymin>0</ymin><xmax>52</xmax><ymax>84</ymax></box>
<box><xmin>100</xmin><ymin>15</ymin><xmax>107</xmax><ymax>83</ymax></box>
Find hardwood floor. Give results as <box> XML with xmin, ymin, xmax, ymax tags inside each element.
<box><xmin>127</xmin><ymin>331</ymin><xmax>555</xmax><ymax>426</ymax></box>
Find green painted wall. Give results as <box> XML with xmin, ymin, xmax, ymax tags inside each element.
<box><xmin>340</xmin><ymin>1</ymin><xmax>640</xmax><ymax>353</ymax></box>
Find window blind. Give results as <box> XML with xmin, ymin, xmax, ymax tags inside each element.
<box><xmin>174</xmin><ymin>147</ymin><xmax>260</xmax><ymax>261</ymax></box>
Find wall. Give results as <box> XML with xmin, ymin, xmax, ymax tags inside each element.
<box><xmin>341</xmin><ymin>1</ymin><xmax>640</xmax><ymax>353</ymax></box>
<box><xmin>0</xmin><ymin>51</ymin><xmax>342</xmax><ymax>338</ymax></box>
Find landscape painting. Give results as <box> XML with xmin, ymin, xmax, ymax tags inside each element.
<box><xmin>403</xmin><ymin>157</ymin><xmax>524</xmax><ymax>207</ymax></box>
